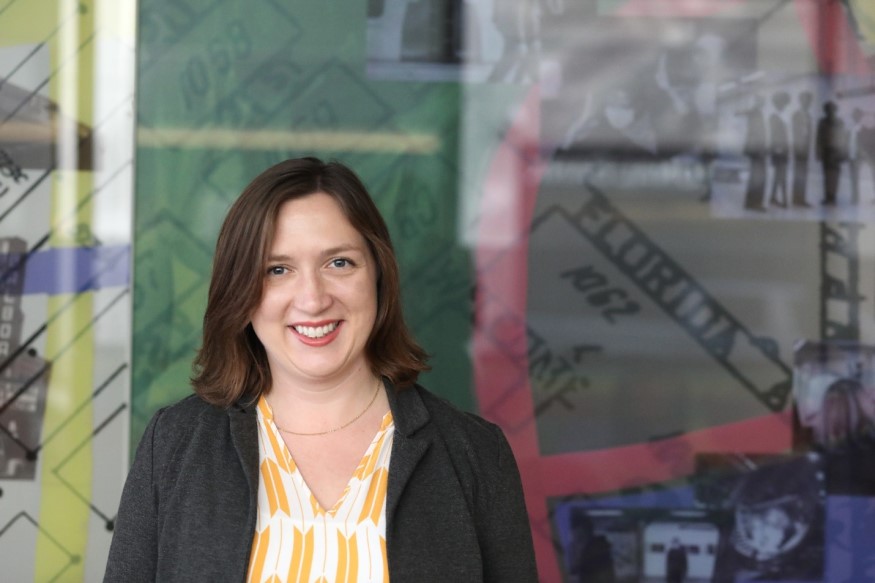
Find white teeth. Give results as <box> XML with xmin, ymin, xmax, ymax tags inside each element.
<box><xmin>293</xmin><ymin>322</ymin><xmax>338</xmax><ymax>339</ymax></box>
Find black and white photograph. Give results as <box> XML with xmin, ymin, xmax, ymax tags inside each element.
<box><xmin>552</xmin><ymin>493</ymin><xmax>731</xmax><ymax>583</ymax></box>
<box><xmin>366</xmin><ymin>0</ymin><xmax>572</xmax><ymax>82</ymax></box>
<box><xmin>793</xmin><ymin>340</ymin><xmax>875</xmax><ymax>495</ymax></box>
<box><xmin>710</xmin><ymin>75</ymin><xmax>875</xmax><ymax>222</ymax></box>
<box><xmin>694</xmin><ymin>453</ymin><xmax>826</xmax><ymax>582</ymax></box>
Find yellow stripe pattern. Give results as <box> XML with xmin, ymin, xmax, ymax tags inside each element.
<box><xmin>247</xmin><ymin>396</ymin><xmax>393</xmax><ymax>583</ymax></box>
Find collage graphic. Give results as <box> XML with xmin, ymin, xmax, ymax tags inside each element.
<box><xmin>2</xmin><ymin>0</ymin><xmax>873</xmax><ymax>581</ymax></box>
<box><xmin>0</xmin><ymin>1</ymin><xmax>134</xmax><ymax>581</ymax></box>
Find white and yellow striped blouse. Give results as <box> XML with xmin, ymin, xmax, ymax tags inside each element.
<box><xmin>246</xmin><ymin>395</ymin><xmax>394</xmax><ymax>583</ymax></box>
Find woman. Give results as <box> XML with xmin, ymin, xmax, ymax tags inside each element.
<box><xmin>818</xmin><ymin>377</ymin><xmax>873</xmax><ymax>448</ymax></box>
<box><xmin>103</xmin><ymin>158</ymin><xmax>537</xmax><ymax>582</ymax></box>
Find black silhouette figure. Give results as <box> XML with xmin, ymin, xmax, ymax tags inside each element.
<box><xmin>742</xmin><ymin>96</ymin><xmax>768</xmax><ymax>211</ymax></box>
<box><xmin>856</xmin><ymin>113</ymin><xmax>875</xmax><ymax>204</ymax></box>
<box><xmin>791</xmin><ymin>91</ymin><xmax>813</xmax><ymax>207</ymax></box>
<box><xmin>850</xmin><ymin>107</ymin><xmax>865</xmax><ymax>204</ymax></box>
<box><xmin>769</xmin><ymin>92</ymin><xmax>791</xmax><ymax>208</ymax></box>
<box><xmin>666</xmin><ymin>537</ymin><xmax>689</xmax><ymax>583</ymax></box>
<box><xmin>815</xmin><ymin>101</ymin><xmax>847</xmax><ymax>205</ymax></box>
<box><xmin>568</xmin><ymin>510</ymin><xmax>616</xmax><ymax>583</ymax></box>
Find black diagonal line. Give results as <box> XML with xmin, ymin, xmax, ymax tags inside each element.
<box><xmin>52</xmin><ymin>404</ymin><xmax>127</xmax><ymax>523</ymax></box>
<box><xmin>36</xmin><ymin>362</ymin><xmax>128</xmax><ymax>452</ymax></box>
<box><xmin>0</xmin><ymin>322</ymin><xmax>47</xmax><ymax>379</ymax></box>
<box><xmin>1</xmin><ymin>32</ymin><xmax>96</xmax><ymax>126</ymax></box>
<box><xmin>65</xmin><ymin>158</ymin><xmax>132</xmax><ymax>224</ymax></box>
<box><xmin>0</xmin><ymin>43</ymin><xmax>45</xmax><ymax>93</ymax></box>
<box><xmin>0</xmin><ymin>512</ymin><xmax>75</xmax><ymax>561</ymax></box>
<box><xmin>48</xmin><ymin>561</ymin><xmax>78</xmax><ymax>583</ymax></box>
<box><xmin>0</xmin><ymin>511</ymin><xmax>28</xmax><ymax>536</ymax></box>
<box><xmin>0</xmin><ymin>0</ymin><xmax>19</xmax><ymax>18</ymax></box>
<box><xmin>0</xmin><ymin>289</ymin><xmax>127</xmax><ymax>422</ymax></box>
<box><xmin>0</xmin><ymin>3</ymin><xmax>87</xmax><ymax>93</ymax></box>
<box><xmin>0</xmin><ymin>167</ymin><xmax>52</xmax><ymax>223</ymax></box>
<box><xmin>0</xmin><ymin>235</ymin><xmax>127</xmax><ymax>372</ymax></box>
<box><xmin>0</xmin><ymin>361</ymin><xmax>50</xmax><ymax>416</ymax></box>
<box><xmin>0</xmin><ymin>283</ymin><xmax>128</xmax><ymax>381</ymax></box>
<box><xmin>0</xmin><ymin>232</ymin><xmax>49</xmax><ymax>289</ymax></box>
<box><xmin>52</xmin><ymin>288</ymin><xmax>130</xmax><ymax>356</ymax></box>
<box><xmin>0</xmin><ymin>513</ymin><xmax>70</xmax><ymax>568</ymax></box>
<box><xmin>54</xmin><ymin>403</ymin><xmax>126</xmax><ymax>472</ymax></box>
<box><xmin>0</xmin><ymin>422</ymin><xmax>32</xmax><ymax>456</ymax></box>
<box><xmin>0</xmin><ymin>157</ymin><xmax>131</xmax><ymax>290</ymax></box>
<box><xmin>0</xmin><ymin>404</ymin><xmax>37</xmax><ymax>452</ymax></box>
<box><xmin>0</xmin><ymin>91</ymin><xmax>133</xmax><ymax>230</ymax></box>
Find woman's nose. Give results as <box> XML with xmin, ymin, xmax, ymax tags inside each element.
<box><xmin>294</xmin><ymin>271</ymin><xmax>331</xmax><ymax>312</ymax></box>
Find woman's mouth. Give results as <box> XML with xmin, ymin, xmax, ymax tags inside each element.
<box><xmin>292</xmin><ymin>321</ymin><xmax>340</xmax><ymax>339</ymax></box>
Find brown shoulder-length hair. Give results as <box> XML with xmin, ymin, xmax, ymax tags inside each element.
<box><xmin>192</xmin><ymin>157</ymin><xmax>429</xmax><ymax>407</ymax></box>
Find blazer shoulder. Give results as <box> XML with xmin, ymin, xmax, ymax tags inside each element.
<box><xmin>141</xmin><ymin>393</ymin><xmax>226</xmax><ymax>453</ymax></box>
<box><xmin>412</xmin><ymin>385</ymin><xmax>507</xmax><ymax>459</ymax></box>
<box><xmin>152</xmin><ymin>393</ymin><xmax>224</xmax><ymax>425</ymax></box>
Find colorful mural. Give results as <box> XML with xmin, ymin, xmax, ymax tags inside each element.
<box><xmin>5</xmin><ymin>0</ymin><xmax>875</xmax><ymax>580</ymax></box>
<box><xmin>0</xmin><ymin>0</ymin><xmax>135</xmax><ymax>580</ymax></box>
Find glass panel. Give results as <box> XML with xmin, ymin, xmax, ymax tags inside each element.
<box><xmin>129</xmin><ymin>0</ymin><xmax>875</xmax><ymax>581</ymax></box>
<box><xmin>0</xmin><ymin>0</ymin><xmax>136</xmax><ymax>580</ymax></box>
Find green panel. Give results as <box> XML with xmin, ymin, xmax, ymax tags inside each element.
<box><xmin>132</xmin><ymin>0</ymin><xmax>474</xmax><ymax>446</ymax></box>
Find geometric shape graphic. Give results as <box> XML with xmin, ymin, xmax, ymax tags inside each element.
<box><xmin>0</xmin><ymin>513</ymin><xmax>75</xmax><ymax>582</ymax></box>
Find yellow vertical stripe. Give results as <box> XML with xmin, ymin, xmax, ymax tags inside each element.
<box><xmin>336</xmin><ymin>531</ymin><xmax>349</xmax><ymax>582</ymax></box>
<box><xmin>347</xmin><ymin>533</ymin><xmax>358</xmax><ymax>583</ymax></box>
<box><xmin>266</xmin><ymin>424</ymin><xmax>290</xmax><ymax>472</ymax></box>
<box><xmin>260</xmin><ymin>460</ymin><xmax>278</xmax><ymax>516</ymax></box>
<box><xmin>247</xmin><ymin>527</ymin><xmax>270</xmax><ymax>582</ymax></box>
<box><xmin>359</xmin><ymin>467</ymin><xmax>389</xmax><ymax>526</ymax></box>
<box><xmin>35</xmin><ymin>292</ymin><xmax>94</xmax><ymax>581</ymax></box>
<box><xmin>250</xmin><ymin>397</ymin><xmax>392</xmax><ymax>582</ymax></box>
<box><xmin>260</xmin><ymin>401</ymin><xmax>291</xmax><ymax>473</ymax></box>
<box><xmin>31</xmin><ymin>0</ymin><xmax>97</xmax><ymax>576</ymax></box>
<box><xmin>381</xmin><ymin>537</ymin><xmax>389</xmax><ymax>582</ymax></box>
<box><xmin>267</xmin><ymin>459</ymin><xmax>290</xmax><ymax>516</ymax></box>
<box><xmin>288</xmin><ymin>525</ymin><xmax>305</xmax><ymax>582</ymax></box>
<box><xmin>300</xmin><ymin>527</ymin><xmax>314</xmax><ymax>582</ymax></box>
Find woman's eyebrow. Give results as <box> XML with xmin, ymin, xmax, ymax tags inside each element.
<box><xmin>323</xmin><ymin>244</ymin><xmax>364</xmax><ymax>256</ymax></box>
<box><xmin>266</xmin><ymin>245</ymin><xmax>365</xmax><ymax>263</ymax></box>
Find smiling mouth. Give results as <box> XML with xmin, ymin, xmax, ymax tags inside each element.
<box><xmin>292</xmin><ymin>321</ymin><xmax>339</xmax><ymax>339</ymax></box>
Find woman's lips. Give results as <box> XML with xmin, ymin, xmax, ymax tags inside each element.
<box><xmin>289</xmin><ymin>320</ymin><xmax>342</xmax><ymax>345</ymax></box>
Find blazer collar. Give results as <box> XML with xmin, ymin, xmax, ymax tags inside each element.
<box><xmin>228</xmin><ymin>401</ymin><xmax>260</xmax><ymax>503</ymax></box>
<box><xmin>384</xmin><ymin>380</ymin><xmax>432</xmax><ymax>524</ymax></box>
<box><xmin>384</xmin><ymin>379</ymin><xmax>429</xmax><ymax>437</ymax></box>
<box><xmin>227</xmin><ymin>380</ymin><xmax>434</xmax><ymax>526</ymax></box>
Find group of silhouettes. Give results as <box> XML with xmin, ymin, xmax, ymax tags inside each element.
<box><xmin>742</xmin><ymin>91</ymin><xmax>875</xmax><ymax>211</ymax></box>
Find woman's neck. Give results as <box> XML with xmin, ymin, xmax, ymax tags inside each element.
<box><xmin>264</xmin><ymin>370</ymin><xmax>384</xmax><ymax>432</ymax></box>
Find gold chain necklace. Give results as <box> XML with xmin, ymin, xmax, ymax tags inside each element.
<box><xmin>274</xmin><ymin>379</ymin><xmax>382</xmax><ymax>436</ymax></box>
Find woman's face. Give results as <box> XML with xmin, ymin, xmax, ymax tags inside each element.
<box><xmin>823</xmin><ymin>392</ymin><xmax>851</xmax><ymax>445</ymax></box>
<box><xmin>751</xmin><ymin>508</ymin><xmax>790</xmax><ymax>555</ymax></box>
<box><xmin>250</xmin><ymin>192</ymin><xmax>378</xmax><ymax>387</ymax></box>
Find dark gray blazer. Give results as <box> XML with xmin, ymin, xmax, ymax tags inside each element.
<box><xmin>103</xmin><ymin>382</ymin><xmax>538</xmax><ymax>582</ymax></box>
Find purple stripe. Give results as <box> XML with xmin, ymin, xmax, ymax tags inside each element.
<box><xmin>9</xmin><ymin>245</ymin><xmax>131</xmax><ymax>295</ymax></box>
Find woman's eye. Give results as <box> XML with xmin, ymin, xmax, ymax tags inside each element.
<box><xmin>330</xmin><ymin>258</ymin><xmax>351</xmax><ymax>268</ymax></box>
<box><xmin>267</xmin><ymin>266</ymin><xmax>287</xmax><ymax>276</ymax></box>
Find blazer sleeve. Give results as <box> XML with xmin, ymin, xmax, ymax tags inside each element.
<box><xmin>103</xmin><ymin>407</ymin><xmax>165</xmax><ymax>583</ymax></box>
<box><xmin>480</xmin><ymin>425</ymin><xmax>538</xmax><ymax>583</ymax></box>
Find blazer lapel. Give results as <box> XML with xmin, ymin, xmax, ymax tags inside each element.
<box><xmin>385</xmin><ymin>382</ymin><xmax>431</xmax><ymax>521</ymax></box>
<box><xmin>228</xmin><ymin>402</ymin><xmax>260</xmax><ymax>516</ymax></box>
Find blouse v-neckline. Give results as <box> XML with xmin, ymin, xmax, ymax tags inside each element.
<box><xmin>257</xmin><ymin>395</ymin><xmax>394</xmax><ymax>516</ymax></box>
